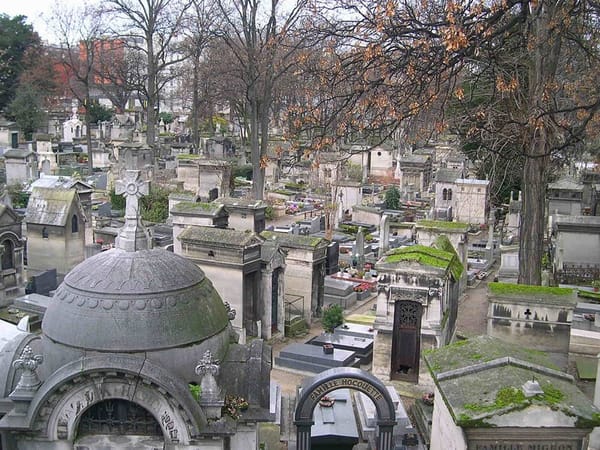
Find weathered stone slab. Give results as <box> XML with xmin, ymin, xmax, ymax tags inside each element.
<box><xmin>323</xmin><ymin>291</ymin><xmax>357</xmax><ymax>309</ymax></box>
<box><xmin>334</xmin><ymin>323</ymin><xmax>375</xmax><ymax>339</ymax></box>
<box><xmin>274</xmin><ymin>343</ymin><xmax>359</xmax><ymax>373</ymax></box>
<box><xmin>308</xmin><ymin>333</ymin><xmax>373</xmax><ymax>364</ymax></box>
<box><xmin>324</xmin><ymin>278</ymin><xmax>355</xmax><ymax>296</ymax></box>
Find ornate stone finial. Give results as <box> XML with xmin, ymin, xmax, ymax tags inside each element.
<box><xmin>12</xmin><ymin>345</ymin><xmax>43</xmax><ymax>392</ymax></box>
<box><xmin>195</xmin><ymin>350</ymin><xmax>220</xmax><ymax>378</ymax></box>
<box><xmin>224</xmin><ymin>302</ymin><xmax>236</xmax><ymax>321</ymax></box>
<box><xmin>194</xmin><ymin>350</ymin><xmax>224</xmax><ymax>419</ymax></box>
<box><xmin>114</xmin><ymin>170</ymin><xmax>151</xmax><ymax>252</ymax></box>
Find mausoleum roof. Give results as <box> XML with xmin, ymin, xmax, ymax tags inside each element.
<box><xmin>25</xmin><ymin>188</ymin><xmax>79</xmax><ymax>226</ymax></box>
<box><xmin>424</xmin><ymin>336</ymin><xmax>600</xmax><ymax>428</ymax></box>
<box><xmin>42</xmin><ymin>247</ymin><xmax>230</xmax><ymax>351</ymax></box>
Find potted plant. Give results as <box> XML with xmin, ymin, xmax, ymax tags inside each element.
<box><xmin>592</xmin><ymin>280</ymin><xmax>600</xmax><ymax>292</ymax></box>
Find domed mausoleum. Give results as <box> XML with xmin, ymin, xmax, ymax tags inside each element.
<box><xmin>0</xmin><ymin>170</ymin><xmax>273</xmax><ymax>449</ymax></box>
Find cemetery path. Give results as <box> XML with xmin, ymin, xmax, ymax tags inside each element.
<box><xmin>456</xmin><ymin>278</ymin><xmax>489</xmax><ymax>337</ymax></box>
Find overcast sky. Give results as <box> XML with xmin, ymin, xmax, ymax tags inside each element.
<box><xmin>0</xmin><ymin>0</ymin><xmax>93</xmax><ymax>43</ymax></box>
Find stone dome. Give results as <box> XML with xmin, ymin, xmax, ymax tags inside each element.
<box><xmin>42</xmin><ymin>248</ymin><xmax>230</xmax><ymax>352</ymax></box>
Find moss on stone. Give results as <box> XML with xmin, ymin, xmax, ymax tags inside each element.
<box><xmin>417</xmin><ymin>219</ymin><xmax>469</xmax><ymax>230</ymax></box>
<box><xmin>385</xmin><ymin>245</ymin><xmax>463</xmax><ymax>280</ymax></box>
<box><xmin>489</xmin><ymin>282</ymin><xmax>573</xmax><ymax>297</ymax></box>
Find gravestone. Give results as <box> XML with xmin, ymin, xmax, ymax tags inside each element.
<box><xmin>311</xmin><ymin>389</ymin><xmax>359</xmax><ymax>449</ymax></box>
<box><xmin>334</xmin><ymin>323</ymin><xmax>375</xmax><ymax>340</ymax></box>
<box><xmin>379</xmin><ymin>214</ymin><xmax>390</xmax><ymax>258</ymax></box>
<box><xmin>25</xmin><ymin>269</ymin><xmax>57</xmax><ymax>296</ymax></box>
<box><xmin>308</xmin><ymin>333</ymin><xmax>373</xmax><ymax>364</ymax></box>
<box><xmin>274</xmin><ymin>342</ymin><xmax>360</xmax><ymax>373</ymax></box>
<box><xmin>353</xmin><ymin>227</ymin><xmax>366</xmax><ymax>270</ymax></box>
<box><xmin>324</xmin><ymin>277</ymin><xmax>357</xmax><ymax>309</ymax></box>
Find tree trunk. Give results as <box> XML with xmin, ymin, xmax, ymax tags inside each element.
<box><xmin>250</xmin><ymin>96</ymin><xmax>262</xmax><ymax>200</ymax></box>
<box><xmin>85</xmin><ymin>90</ymin><xmax>94</xmax><ymax>174</ymax></box>
<box><xmin>191</xmin><ymin>54</ymin><xmax>200</xmax><ymax>153</ymax></box>
<box><xmin>518</xmin><ymin>152</ymin><xmax>546</xmax><ymax>285</ymax></box>
<box><xmin>146</xmin><ymin>36</ymin><xmax>157</xmax><ymax>151</ymax></box>
<box><xmin>518</xmin><ymin>1</ymin><xmax>561</xmax><ymax>285</ymax></box>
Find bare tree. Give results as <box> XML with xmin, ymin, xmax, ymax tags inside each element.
<box><xmin>104</xmin><ymin>0</ymin><xmax>193</xmax><ymax>150</ymax></box>
<box><xmin>181</xmin><ymin>0</ymin><xmax>221</xmax><ymax>151</ymax></box>
<box><xmin>214</xmin><ymin>0</ymin><xmax>311</xmax><ymax>200</ymax></box>
<box><xmin>291</xmin><ymin>0</ymin><xmax>600</xmax><ymax>285</ymax></box>
<box><xmin>48</xmin><ymin>2</ymin><xmax>108</xmax><ymax>173</ymax></box>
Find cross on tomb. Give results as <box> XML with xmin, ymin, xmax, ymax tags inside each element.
<box><xmin>524</xmin><ymin>308</ymin><xmax>532</xmax><ymax>319</ymax></box>
<box><xmin>115</xmin><ymin>170</ymin><xmax>150</xmax><ymax>222</ymax></box>
<box><xmin>114</xmin><ymin>170</ymin><xmax>150</xmax><ymax>251</ymax></box>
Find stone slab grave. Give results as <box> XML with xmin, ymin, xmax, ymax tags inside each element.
<box><xmin>274</xmin><ymin>342</ymin><xmax>360</xmax><ymax>374</ymax></box>
<box><xmin>356</xmin><ymin>386</ymin><xmax>417</xmax><ymax>446</ymax></box>
<box><xmin>311</xmin><ymin>388</ymin><xmax>359</xmax><ymax>448</ymax></box>
<box><xmin>307</xmin><ymin>333</ymin><xmax>373</xmax><ymax>364</ymax></box>
<box><xmin>323</xmin><ymin>277</ymin><xmax>357</xmax><ymax>309</ymax></box>
<box><xmin>334</xmin><ymin>322</ymin><xmax>375</xmax><ymax>340</ymax></box>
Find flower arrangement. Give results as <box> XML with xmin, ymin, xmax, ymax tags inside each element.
<box><xmin>222</xmin><ymin>395</ymin><xmax>249</xmax><ymax>420</ymax></box>
<box><xmin>353</xmin><ymin>282</ymin><xmax>372</xmax><ymax>293</ymax></box>
<box><xmin>319</xmin><ymin>395</ymin><xmax>335</xmax><ymax>407</ymax></box>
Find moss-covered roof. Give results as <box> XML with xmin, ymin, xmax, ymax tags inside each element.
<box><xmin>424</xmin><ymin>336</ymin><xmax>600</xmax><ymax>428</ymax></box>
<box><xmin>384</xmin><ymin>244</ymin><xmax>463</xmax><ymax>280</ymax></box>
<box><xmin>215</xmin><ymin>196</ymin><xmax>266</xmax><ymax>209</ymax></box>
<box><xmin>260</xmin><ymin>230</ymin><xmax>328</xmax><ymax>249</ymax></box>
<box><xmin>179</xmin><ymin>226</ymin><xmax>262</xmax><ymax>247</ymax></box>
<box><xmin>416</xmin><ymin>219</ymin><xmax>469</xmax><ymax>231</ymax></box>
<box><xmin>488</xmin><ymin>282</ymin><xmax>576</xmax><ymax>306</ymax></box>
<box><xmin>171</xmin><ymin>201</ymin><xmax>225</xmax><ymax>216</ymax></box>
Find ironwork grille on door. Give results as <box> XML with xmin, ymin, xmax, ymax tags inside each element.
<box><xmin>78</xmin><ymin>399</ymin><xmax>162</xmax><ymax>436</ymax></box>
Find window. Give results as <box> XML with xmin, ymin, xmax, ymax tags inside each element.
<box><xmin>71</xmin><ymin>215</ymin><xmax>79</xmax><ymax>233</ymax></box>
<box><xmin>42</xmin><ymin>227</ymin><xmax>49</xmax><ymax>239</ymax></box>
<box><xmin>448</xmin><ymin>189</ymin><xmax>453</xmax><ymax>200</ymax></box>
<box><xmin>442</xmin><ymin>188</ymin><xmax>447</xmax><ymax>200</ymax></box>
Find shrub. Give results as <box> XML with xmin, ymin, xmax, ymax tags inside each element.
<box><xmin>322</xmin><ymin>304</ymin><xmax>344</xmax><ymax>333</ymax></box>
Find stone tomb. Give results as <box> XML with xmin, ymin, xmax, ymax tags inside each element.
<box><xmin>311</xmin><ymin>389</ymin><xmax>359</xmax><ymax>448</ymax></box>
<box><xmin>308</xmin><ymin>332</ymin><xmax>373</xmax><ymax>364</ymax></box>
<box><xmin>274</xmin><ymin>342</ymin><xmax>360</xmax><ymax>374</ymax></box>
<box><xmin>323</xmin><ymin>277</ymin><xmax>357</xmax><ymax>309</ymax></box>
<box><xmin>334</xmin><ymin>322</ymin><xmax>375</xmax><ymax>340</ymax></box>
<box><xmin>356</xmin><ymin>386</ymin><xmax>416</xmax><ymax>448</ymax></box>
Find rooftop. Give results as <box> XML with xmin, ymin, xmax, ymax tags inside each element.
<box><xmin>260</xmin><ymin>230</ymin><xmax>328</xmax><ymax>249</ymax></box>
<box><xmin>179</xmin><ymin>226</ymin><xmax>262</xmax><ymax>247</ymax></box>
<box><xmin>382</xmin><ymin>243</ymin><xmax>463</xmax><ymax>280</ymax></box>
<box><xmin>424</xmin><ymin>336</ymin><xmax>600</xmax><ymax>428</ymax></box>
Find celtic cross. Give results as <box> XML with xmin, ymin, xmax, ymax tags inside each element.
<box><xmin>115</xmin><ymin>170</ymin><xmax>149</xmax><ymax>222</ymax></box>
<box><xmin>114</xmin><ymin>170</ymin><xmax>151</xmax><ymax>251</ymax></box>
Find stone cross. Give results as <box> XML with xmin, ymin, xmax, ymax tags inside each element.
<box><xmin>114</xmin><ymin>170</ymin><xmax>151</xmax><ymax>251</ymax></box>
<box><xmin>116</xmin><ymin>170</ymin><xmax>150</xmax><ymax>220</ymax></box>
<box><xmin>12</xmin><ymin>345</ymin><xmax>43</xmax><ymax>392</ymax></box>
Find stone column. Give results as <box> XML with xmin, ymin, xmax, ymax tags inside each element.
<box><xmin>377</xmin><ymin>422</ymin><xmax>396</xmax><ymax>450</ymax></box>
<box><xmin>295</xmin><ymin>422</ymin><xmax>313</xmax><ymax>450</ymax></box>
<box><xmin>261</xmin><ymin>268</ymin><xmax>273</xmax><ymax>340</ymax></box>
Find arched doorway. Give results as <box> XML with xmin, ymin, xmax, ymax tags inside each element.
<box><xmin>294</xmin><ymin>367</ymin><xmax>396</xmax><ymax>450</ymax></box>
<box><xmin>75</xmin><ymin>399</ymin><xmax>164</xmax><ymax>449</ymax></box>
